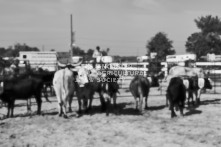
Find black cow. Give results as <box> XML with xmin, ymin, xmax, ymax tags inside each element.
<box><xmin>73</xmin><ymin>68</ymin><xmax>105</xmax><ymax>114</ymax></box>
<box><xmin>166</xmin><ymin>77</ymin><xmax>186</xmax><ymax>118</ymax></box>
<box><xmin>15</xmin><ymin>71</ymin><xmax>55</xmax><ymax>102</ymax></box>
<box><xmin>100</xmin><ymin>73</ymin><xmax>120</xmax><ymax>116</ymax></box>
<box><xmin>183</xmin><ymin>77</ymin><xmax>197</xmax><ymax>105</ymax></box>
<box><xmin>31</xmin><ymin>71</ymin><xmax>55</xmax><ymax>98</ymax></box>
<box><xmin>0</xmin><ymin>76</ymin><xmax>44</xmax><ymax>117</ymax></box>
<box><xmin>183</xmin><ymin>77</ymin><xmax>212</xmax><ymax>105</ymax></box>
<box><xmin>74</xmin><ymin>68</ymin><xmax>120</xmax><ymax>116</ymax></box>
<box><xmin>74</xmin><ymin>81</ymin><xmax>97</xmax><ymax>114</ymax></box>
<box><xmin>129</xmin><ymin>75</ymin><xmax>150</xmax><ymax>112</ymax></box>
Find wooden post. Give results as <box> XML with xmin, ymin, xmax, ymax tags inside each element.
<box><xmin>70</xmin><ymin>14</ymin><xmax>74</xmax><ymax>57</ymax></box>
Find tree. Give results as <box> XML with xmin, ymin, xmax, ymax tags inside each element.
<box><xmin>101</xmin><ymin>48</ymin><xmax>110</xmax><ymax>56</ymax></box>
<box><xmin>72</xmin><ymin>46</ymin><xmax>85</xmax><ymax>56</ymax></box>
<box><xmin>0</xmin><ymin>43</ymin><xmax>40</xmax><ymax>57</ymax></box>
<box><xmin>86</xmin><ymin>49</ymin><xmax>94</xmax><ymax>57</ymax></box>
<box><xmin>195</xmin><ymin>15</ymin><xmax>221</xmax><ymax>34</ymax></box>
<box><xmin>185</xmin><ymin>32</ymin><xmax>210</xmax><ymax>59</ymax></box>
<box><xmin>0</xmin><ymin>47</ymin><xmax>6</xmax><ymax>57</ymax></box>
<box><xmin>186</xmin><ymin>15</ymin><xmax>221</xmax><ymax>58</ymax></box>
<box><xmin>146</xmin><ymin>32</ymin><xmax>175</xmax><ymax>61</ymax></box>
<box><xmin>13</xmin><ymin>43</ymin><xmax>40</xmax><ymax>57</ymax></box>
<box><xmin>83</xmin><ymin>48</ymin><xmax>93</xmax><ymax>61</ymax></box>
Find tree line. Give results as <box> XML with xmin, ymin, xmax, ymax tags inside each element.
<box><xmin>146</xmin><ymin>15</ymin><xmax>221</xmax><ymax>61</ymax></box>
<box><xmin>0</xmin><ymin>43</ymin><xmax>40</xmax><ymax>57</ymax></box>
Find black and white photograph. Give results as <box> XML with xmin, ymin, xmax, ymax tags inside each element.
<box><xmin>1</xmin><ymin>0</ymin><xmax>221</xmax><ymax>146</ymax></box>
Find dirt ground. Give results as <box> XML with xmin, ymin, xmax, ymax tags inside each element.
<box><xmin>1</xmin><ymin>87</ymin><xmax>221</xmax><ymax>147</ymax></box>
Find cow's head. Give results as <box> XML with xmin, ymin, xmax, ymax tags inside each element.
<box><xmin>88</xmin><ymin>68</ymin><xmax>100</xmax><ymax>82</ymax></box>
<box><xmin>204</xmin><ymin>78</ymin><xmax>212</xmax><ymax>89</ymax></box>
<box><xmin>100</xmin><ymin>73</ymin><xmax>119</xmax><ymax>97</ymax></box>
<box><xmin>76</xmin><ymin>67</ymin><xmax>89</xmax><ymax>87</ymax></box>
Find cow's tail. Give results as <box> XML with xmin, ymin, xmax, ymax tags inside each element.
<box><xmin>137</xmin><ymin>84</ymin><xmax>143</xmax><ymax>111</ymax></box>
<box><xmin>137</xmin><ymin>84</ymin><xmax>142</xmax><ymax>95</ymax></box>
<box><xmin>62</xmin><ymin>69</ymin><xmax>66</xmax><ymax>100</ymax></box>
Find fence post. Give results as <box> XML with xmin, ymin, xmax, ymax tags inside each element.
<box><xmin>160</xmin><ymin>79</ymin><xmax>163</xmax><ymax>95</ymax></box>
<box><xmin>213</xmin><ymin>63</ymin><xmax>216</xmax><ymax>94</ymax></box>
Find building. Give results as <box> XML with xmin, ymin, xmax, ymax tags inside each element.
<box><xmin>166</xmin><ymin>54</ymin><xmax>196</xmax><ymax>63</ymax></box>
<box><xmin>137</xmin><ymin>56</ymin><xmax>149</xmax><ymax>62</ymax></box>
<box><xmin>19</xmin><ymin>51</ymin><xmax>57</xmax><ymax>71</ymax></box>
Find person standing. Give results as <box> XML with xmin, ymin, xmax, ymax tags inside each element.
<box><xmin>92</xmin><ymin>46</ymin><xmax>102</xmax><ymax>63</ymax></box>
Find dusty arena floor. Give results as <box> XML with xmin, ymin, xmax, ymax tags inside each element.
<box><xmin>1</xmin><ymin>88</ymin><xmax>221</xmax><ymax>147</ymax></box>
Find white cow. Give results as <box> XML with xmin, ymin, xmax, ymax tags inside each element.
<box><xmin>167</xmin><ymin>66</ymin><xmax>205</xmax><ymax>79</ymax></box>
<box><xmin>162</xmin><ymin>66</ymin><xmax>206</xmax><ymax>87</ymax></box>
<box><xmin>53</xmin><ymin>68</ymin><xmax>74</xmax><ymax>118</ymax></box>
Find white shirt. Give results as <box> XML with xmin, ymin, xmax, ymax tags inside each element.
<box><xmin>92</xmin><ymin>50</ymin><xmax>102</xmax><ymax>58</ymax></box>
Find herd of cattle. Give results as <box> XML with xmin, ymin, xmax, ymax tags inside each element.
<box><xmin>0</xmin><ymin>64</ymin><xmax>213</xmax><ymax>119</ymax></box>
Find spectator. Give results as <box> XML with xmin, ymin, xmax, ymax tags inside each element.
<box><xmin>92</xmin><ymin>46</ymin><xmax>102</xmax><ymax>63</ymax></box>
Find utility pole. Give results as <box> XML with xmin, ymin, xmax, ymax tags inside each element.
<box><xmin>70</xmin><ymin>14</ymin><xmax>74</xmax><ymax>57</ymax></box>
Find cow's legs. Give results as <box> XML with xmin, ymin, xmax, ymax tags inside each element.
<box><xmin>135</xmin><ymin>97</ymin><xmax>139</xmax><ymax>110</ymax></box>
<box><xmin>113</xmin><ymin>93</ymin><xmax>117</xmax><ymax>108</ymax></box>
<box><xmin>102</xmin><ymin>93</ymin><xmax>111</xmax><ymax>116</ymax></box>
<box><xmin>35</xmin><ymin>93</ymin><xmax>42</xmax><ymax>115</ymax></box>
<box><xmin>27</xmin><ymin>98</ymin><xmax>32</xmax><ymax>114</ymax></box>
<box><xmin>170</xmin><ymin>104</ymin><xmax>177</xmax><ymax>118</ymax></box>
<box><xmin>179</xmin><ymin>101</ymin><xmax>184</xmax><ymax>116</ymax></box>
<box><xmin>49</xmin><ymin>86</ymin><xmax>53</xmax><ymax>96</ymax></box>
<box><xmin>166</xmin><ymin>98</ymin><xmax>169</xmax><ymax>107</ymax></box>
<box><xmin>50</xmin><ymin>86</ymin><xmax>55</xmax><ymax>96</ymax></box>
<box><xmin>139</xmin><ymin>95</ymin><xmax>143</xmax><ymax>112</ymax></box>
<box><xmin>62</xmin><ymin>100</ymin><xmax>68</xmax><ymax>118</ymax></box>
<box><xmin>193</xmin><ymin>91</ymin><xmax>197</xmax><ymax>105</ymax></box>
<box><xmin>190</xmin><ymin>91</ymin><xmax>194</xmax><ymax>105</ymax></box>
<box><xmin>53</xmin><ymin>86</ymin><xmax>63</xmax><ymax>116</ymax></box>
<box><xmin>10</xmin><ymin>100</ymin><xmax>15</xmax><ymax>117</ymax></box>
<box><xmin>88</xmin><ymin>95</ymin><xmax>93</xmax><ymax>111</ymax></box>
<box><xmin>166</xmin><ymin>94</ymin><xmax>170</xmax><ymax>109</ymax></box>
<box><xmin>106</xmin><ymin>97</ymin><xmax>111</xmax><ymax>116</ymax></box>
<box><xmin>68</xmin><ymin>95</ymin><xmax>73</xmax><ymax>112</ymax></box>
<box><xmin>82</xmin><ymin>96</ymin><xmax>88</xmax><ymax>113</ymax></box>
<box><xmin>145</xmin><ymin>96</ymin><xmax>148</xmax><ymax>109</ymax></box>
<box><xmin>179</xmin><ymin>106</ymin><xmax>184</xmax><ymax>117</ymax></box>
<box><xmin>7</xmin><ymin>102</ymin><xmax>11</xmax><ymax>118</ymax></box>
<box><xmin>58</xmin><ymin>102</ymin><xmax>63</xmax><ymax>117</ymax></box>
<box><xmin>187</xmin><ymin>91</ymin><xmax>194</xmax><ymax>105</ymax></box>
<box><xmin>99</xmin><ymin>92</ymin><xmax>106</xmax><ymax>112</ymax></box>
<box><xmin>187</xmin><ymin>91</ymin><xmax>190</xmax><ymax>105</ymax></box>
<box><xmin>77</xmin><ymin>97</ymin><xmax>82</xmax><ymax>114</ymax></box>
<box><xmin>196</xmin><ymin>89</ymin><xmax>201</xmax><ymax>104</ymax></box>
<box><xmin>43</xmin><ymin>86</ymin><xmax>51</xmax><ymax>103</ymax></box>
<box><xmin>171</xmin><ymin>108</ymin><xmax>177</xmax><ymax>118</ymax></box>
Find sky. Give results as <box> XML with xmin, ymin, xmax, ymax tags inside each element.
<box><xmin>0</xmin><ymin>0</ymin><xmax>221</xmax><ymax>56</ymax></box>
